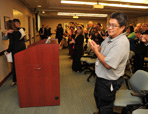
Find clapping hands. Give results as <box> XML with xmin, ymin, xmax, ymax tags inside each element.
<box><xmin>88</xmin><ymin>40</ymin><xmax>101</xmax><ymax>52</ymax></box>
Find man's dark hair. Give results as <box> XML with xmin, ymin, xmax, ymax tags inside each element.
<box><xmin>13</xmin><ymin>19</ymin><xmax>21</xmax><ymax>24</ymax></box>
<box><xmin>110</xmin><ymin>12</ymin><xmax>127</xmax><ymax>27</ymax></box>
<box><xmin>97</xmin><ymin>23</ymin><xmax>102</xmax><ymax>27</ymax></box>
<box><xmin>58</xmin><ymin>23</ymin><xmax>62</xmax><ymax>27</ymax></box>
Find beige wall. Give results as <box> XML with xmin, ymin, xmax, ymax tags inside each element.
<box><xmin>128</xmin><ymin>16</ymin><xmax>148</xmax><ymax>27</ymax></box>
<box><xmin>0</xmin><ymin>0</ymin><xmax>35</xmax><ymax>83</ymax></box>
<box><xmin>137</xmin><ymin>16</ymin><xmax>148</xmax><ymax>24</ymax></box>
<box><xmin>41</xmin><ymin>17</ymin><xmax>107</xmax><ymax>38</ymax></box>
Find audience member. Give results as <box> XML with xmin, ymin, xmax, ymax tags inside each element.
<box><xmin>71</xmin><ymin>25</ymin><xmax>84</xmax><ymax>72</ymax></box>
<box><xmin>141</xmin><ymin>23</ymin><xmax>148</xmax><ymax>34</ymax></box>
<box><xmin>96</xmin><ymin>23</ymin><xmax>105</xmax><ymax>37</ymax></box>
<box><xmin>46</xmin><ymin>25</ymin><xmax>52</xmax><ymax>37</ymax></box>
<box><xmin>133</xmin><ymin>30</ymin><xmax>148</xmax><ymax>72</ymax></box>
<box><xmin>55</xmin><ymin>23</ymin><xmax>63</xmax><ymax>44</ymax></box>
<box><xmin>141</xmin><ymin>32</ymin><xmax>148</xmax><ymax>45</ymax></box>
<box><xmin>2</xmin><ymin>29</ymin><xmax>14</xmax><ymax>40</ymax></box>
<box><xmin>68</xmin><ymin>26</ymin><xmax>76</xmax><ymax>58</ymax></box>
<box><xmin>5</xmin><ymin>19</ymin><xmax>26</xmax><ymax>86</ymax></box>
<box><xmin>126</xmin><ymin>26</ymin><xmax>136</xmax><ymax>51</ymax></box>
<box><xmin>39</xmin><ymin>25</ymin><xmax>47</xmax><ymax>39</ymax></box>
<box><xmin>87</xmin><ymin>21</ymin><xmax>94</xmax><ymax>38</ymax></box>
<box><xmin>136</xmin><ymin>23</ymin><xmax>142</xmax><ymax>31</ymax></box>
<box><xmin>91</xmin><ymin>32</ymin><xmax>104</xmax><ymax>45</ymax></box>
<box><xmin>126</xmin><ymin>26</ymin><xmax>135</xmax><ymax>39</ymax></box>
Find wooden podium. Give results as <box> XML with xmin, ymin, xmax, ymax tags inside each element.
<box><xmin>14</xmin><ymin>43</ymin><xmax>60</xmax><ymax>107</ymax></box>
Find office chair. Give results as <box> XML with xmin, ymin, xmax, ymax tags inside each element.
<box><xmin>132</xmin><ymin>109</ymin><xmax>148</xmax><ymax>114</ymax></box>
<box><xmin>114</xmin><ymin>70</ymin><xmax>148</xmax><ymax>113</ymax></box>
<box><xmin>124</xmin><ymin>50</ymin><xmax>135</xmax><ymax>89</ymax></box>
<box><xmin>80</xmin><ymin>50</ymin><xmax>94</xmax><ymax>72</ymax></box>
<box><xmin>85</xmin><ymin>58</ymin><xmax>96</xmax><ymax>82</ymax></box>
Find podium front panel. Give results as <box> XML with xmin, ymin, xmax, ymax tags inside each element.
<box><xmin>15</xmin><ymin>44</ymin><xmax>60</xmax><ymax>107</ymax></box>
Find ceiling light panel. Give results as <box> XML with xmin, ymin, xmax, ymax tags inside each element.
<box><xmin>61</xmin><ymin>0</ymin><xmax>148</xmax><ymax>9</ymax></box>
<box><xmin>108</xmin><ymin>0</ymin><xmax>148</xmax><ymax>4</ymax></box>
<box><xmin>57</xmin><ymin>12</ymin><xmax>108</xmax><ymax>17</ymax></box>
<box><xmin>61</xmin><ymin>0</ymin><xmax>148</xmax><ymax>4</ymax></box>
<box><xmin>61</xmin><ymin>1</ymin><xmax>96</xmax><ymax>5</ymax></box>
<box><xmin>99</xmin><ymin>3</ymin><xmax>148</xmax><ymax>9</ymax></box>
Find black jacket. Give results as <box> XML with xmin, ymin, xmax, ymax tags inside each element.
<box><xmin>134</xmin><ymin>39</ymin><xmax>147</xmax><ymax>55</ymax></box>
<box><xmin>56</xmin><ymin>27</ymin><xmax>63</xmax><ymax>39</ymax></box>
<box><xmin>7</xmin><ymin>31</ymin><xmax>26</xmax><ymax>54</ymax></box>
<box><xmin>73</xmin><ymin>34</ymin><xmax>84</xmax><ymax>57</ymax></box>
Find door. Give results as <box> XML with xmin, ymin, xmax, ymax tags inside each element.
<box><xmin>28</xmin><ymin>16</ymin><xmax>31</xmax><ymax>45</ymax></box>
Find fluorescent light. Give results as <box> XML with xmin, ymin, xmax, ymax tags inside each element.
<box><xmin>99</xmin><ymin>3</ymin><xmax>148</xmax><ymax>9</ymax></box>
<box><xmin>108</xmin><ymin>0</ymin><xmax>148</xmax><ymax>4</ymax></box>
<box><xmin>57</xmin><ymin>12</ymin><xmax>108</xmax><ymax>17</ymax></box>
<box><xmin>61</xmin><ymin>0</ymin><xmax>148</xmax><ymax>9</ymax></box>
<box><xmin>61</xmin><ymin>1</ymin><xmax>96</xmax><ymax>5</ymax></box>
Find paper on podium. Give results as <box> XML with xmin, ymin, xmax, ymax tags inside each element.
<box><xmin>19</xmin><ymin>28</ymin><xmax>26</xmax><ymax>40</ymax></box>
<box><xmin>45</xmin><ymin>36</ymin><xmax>51</xmax><ymax>44</ymax></box>
<box><xmin>4</xmin><ymin>52</ymin><xmax>13</xmax><ymax>62</ymax></box>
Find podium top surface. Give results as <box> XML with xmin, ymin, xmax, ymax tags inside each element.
<box><xmin>14</xmin><ymin>44</ymin><xmax>59</xmax><ymax>65</ymax></box>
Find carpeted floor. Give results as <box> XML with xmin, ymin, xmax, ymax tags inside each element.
<box><xmin>0</xmin><ymin>49</ymin><xmax>127</xmax><ymax>114</ymax></box>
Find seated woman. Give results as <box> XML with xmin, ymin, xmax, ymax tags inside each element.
<box><xmin>71</xmin><ymin>25</ymin><xmax>84</xmax><ymax>72</ymax></box>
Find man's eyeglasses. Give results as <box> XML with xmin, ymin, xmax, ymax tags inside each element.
<box><xmin>107</xmin><ymin>24</ymin><xmax>120</xmax><ymax>28</ymax></box>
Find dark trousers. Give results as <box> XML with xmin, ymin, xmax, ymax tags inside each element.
<box><xmin>12</xmin><ymin>53</ymin><xmax>16</xmax><ymax>82</ymax></box>
<box><xmin>134</xmin><ymin>54</ymin><xmax>145</xmax><ymax>72</ymax></box>
<box><xmin>69</xmin><ymin>44</ymin><xmax>74</xmax><ymax>57</ymax></box>
<box><xmin>40</xmin><ymin>35</ymin><xmax>47</xmax><ymax>39</ymax></box>
<box><xmin>58</xmin><ymin>38</ymin><xmax>62</xmax><ymax>44</ymax></box>
<box><xmin>72</xmin><ymin>56</ymin><xmax>82</xmax><ymax>72</ymax></box>
<box><xmin>94</xmin><ymin>77</ymin><xmax>124</xmax><ymax>114</ymax></box>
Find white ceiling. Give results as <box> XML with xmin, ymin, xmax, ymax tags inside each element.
<box><xmin>19</xmin><ymin>0</ymin><xmax>148</xmax><ymax>19</ymax></box>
